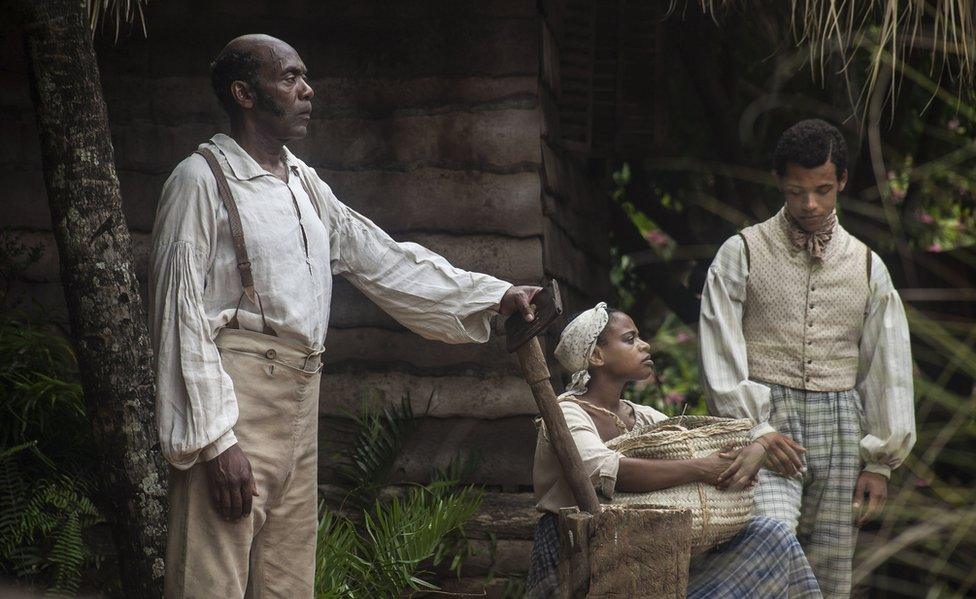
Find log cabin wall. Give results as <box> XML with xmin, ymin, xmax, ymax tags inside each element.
<box><xmin>1</xmin><ymin>0</ymin><xmax>611</xmax><ymax>592</ymax></box>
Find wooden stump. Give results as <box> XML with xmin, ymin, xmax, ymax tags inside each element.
<box><xmin>557</xmin><ymin>505</ymin><xmax>692</xmax><ymax>598</ymax></box>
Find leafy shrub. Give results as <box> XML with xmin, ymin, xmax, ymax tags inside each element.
<box><xmin>0</xmin><ymin>232</ymin><xmax>109</xmax><ymax>596</ymax></box>
<box><xmin>314</xmin><ymin>397</ymin><xmax>484</xmax><ymax>598</ymax></box>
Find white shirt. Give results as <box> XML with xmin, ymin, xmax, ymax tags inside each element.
<box><xmin>533</xmin><ymin>398</ymin><xmax>667</xmax><ymax>513</ymax></box>
<box><xmin>699</xmin><ymin>235</ymin><xmax>916</xmax><ymax>478</ymax></box>
<box><xmin>149</xmin><ymin>134</ymin><xmax>511</xmax><ymax>469</ymax></box>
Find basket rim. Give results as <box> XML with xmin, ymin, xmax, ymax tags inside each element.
<box><xmin>606</xmin><ymin>416</ymin><xmax>753</xmax><ymax>452</ymax></box>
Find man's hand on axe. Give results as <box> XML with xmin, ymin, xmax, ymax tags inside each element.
<box><xmin>500</xmin><ymin>285</ymin><xmax>543</xmax><ymax>322</ymax></box>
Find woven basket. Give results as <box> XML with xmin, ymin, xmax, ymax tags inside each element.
<box><xmin>605</xmin><ymin>415</ymin><xmax>754</xmax><ymax>553</ymax></box>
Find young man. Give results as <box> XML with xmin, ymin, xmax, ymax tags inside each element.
<box><xmin>698</xmin><ymin>119</ymin><xmax>916</xmax><ymax>598</ymax></box>
<box><xmin>149</xmin><ymin>34</ymin><xmax>539</xmax><ymax>598</ymax></box>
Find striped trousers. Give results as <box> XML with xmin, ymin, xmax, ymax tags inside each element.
<box><xmin>754</xmin><ymin>383</ymin><xmax>862</xmax><ymax>599</ymax></box>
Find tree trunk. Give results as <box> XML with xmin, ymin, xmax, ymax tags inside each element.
<box><xmin>19</xmin><ymin>0</ymin><xmax>167</xmax><ymax>596</ymax></box>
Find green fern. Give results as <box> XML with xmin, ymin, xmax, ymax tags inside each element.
<box><xmin>0</xmin><ymin>282</ymin><xmax>107</xmax><ymax>595</ymax></box>
<box><xmin>315</xmin><ymin>393</ymin><xmax>485</xmax><ymax>598</ymax></box>
<box><xmin>314</xmin><ymin>507</ymin><xmax>367</xmax><ymax>599</ymax></box>
<box><xmin>315</xmin><ymin>482</ymin><xmax>483</xmax><ymax>598</ymax></box>
<box><xmin>326</xmin><ymin>393</ymin><xmax>421</xmax><ymax>511</ymax></box>
<box><xmin>360</xmin><ymin>483</ymin><xmax>482</xmax><ymax>596</ymax></box>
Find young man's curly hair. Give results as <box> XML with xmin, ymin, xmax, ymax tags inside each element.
<box><xmin>772</xmin><ymin>119</ymin><xmax>848</xmax><ymax>179</ymax></box>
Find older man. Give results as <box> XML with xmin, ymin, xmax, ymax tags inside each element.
<box><xmin>149</xmin><ymin>34</ymin><xmax>539</xmax><ymax>598</ymax></box>
<box><xmin>698</xmin><ymin>119</ymin><xmax>916</xmax><ymax>598</ymax></box>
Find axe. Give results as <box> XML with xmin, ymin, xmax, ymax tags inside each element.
<box><xmin>506</xmin><ymin>280</ymin><xmax>601</xmax><ymax>515</ymax></box>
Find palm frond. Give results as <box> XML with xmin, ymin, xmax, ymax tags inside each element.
<box><xmin>356</xmin><ymin>484</ymin><xmax>483</xmax><ymax>597</ymax></box>
<box><xmin>326</xmin><ymin>393</ymin><xmax>421</xmax><ymax>511</ymax></box>
<box><xmin>692</xmin><ymin>1</ymin><xmax>976</xmax><ymax>113</ymax></box>
<box><xmin>315</xmin><ymin>391</ymin><xmax>484</xmax><ymax>597</ymax></box>
<box><xmin>87</xmin><ymin>0</ymin><xmax>148</xmax><ymax>40</ymax></box>
<box><xmin>313</xmin><ymin>507</ymin><xmax>367</xmax><ymax>599</ymax></box>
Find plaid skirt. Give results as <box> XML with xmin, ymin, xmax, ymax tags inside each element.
<box><xmin>525</xmin><ymin>514</ymin><xmax>821</xmax><ymax>598</ymax></box>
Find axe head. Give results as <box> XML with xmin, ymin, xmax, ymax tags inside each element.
<box><xmin>505</xmin><ymin>279</ymin><xmax>563</xmax><ymax>353</ymax></box>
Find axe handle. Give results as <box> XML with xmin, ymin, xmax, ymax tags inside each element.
<box><xmin>517</xmin><ymin>337</ymin><xmax>601</xmax><ymax>515</ymax></box>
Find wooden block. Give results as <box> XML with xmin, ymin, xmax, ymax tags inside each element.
<box><xmin>389</xmin><ymin>417</ymin><xmax>537</xmax><ymax>486</ymax></box>
<box><xmin>542</xmin><ymin>21</ymin><xmax>562</xmax><ymax>99</ymax></box>
<box><xmin>543</xmin><ymin>192</ymin><xmax>610</xmax><ymax>260</ymax></box>
<box><xmin>586</xmin><ymin>506</ymin><xmax>692</xmax><ymax>598</ymax></box>
<box><xmin>290</xmin><ymin>108</ymin><xmax>543</xmax><ymax>171</ymax></box>
<box><xmin>323</xmin><ymin>326</ymin><xmax>516</xmax><ymax>374</ymax></box>
<box><xmin>465</xmin><ymin>491</ymin><xmax>539</xmax><ymax>540</ymax></box>
<box><xmin>435</xmin><ymin>576</ymin><xmax>523</xmax><ymax>598</ymax></box>
<box><xmin>319</xmin><ymin>168</ymin><xmax>543</xmax><ymax>237</ymax></box>
<box><xmin>317</xmin><ymin>415</ymin><xmax>534</xmax><ymax>488</ymax></box>
<box><xmin>540</xmin><ymin>143</ymin><xmax>603</xmax><ymax>217</ymax></box>
<box><xmin>318</xmin><ymin>369</ymin><xmax>535</xmax><ymax>419</ymax></box>
<box><xmin>445</xmin><ymin>539</ymin><xmax>533</xmax><ymax>577</ymax></box>
<box><xmin>558</xmin><ymin>508</ymin><xmax>591</xmax><ymax>599</ymax></box>
<box><xmin>543</xmin><ymin>220</ymin><xmax>611</xmax><ymax>297</ymax></box>
<box><xmin>110</xmin><ymin>108</ymin><xmax>543</xmax><ymax>174</ymax></box>
<box><xmin>388</xmin><ymin>233</ymin><xmax>543</xmax><ymax>282</ymax></box>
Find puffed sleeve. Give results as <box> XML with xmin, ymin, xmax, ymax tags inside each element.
<box><xmin>699</xmin><ymin>235</ymin><xmax>772</xmax><ymax>439</ymax></box>
<box><xmin>855</xmin><ymin>254</ymin><xmax>916</xmax><ymax>478</ymax></box>
<box><xmin>149</xmin><ymin>155</ymin><xmax>238</xmax><ymax>469</ymax></box>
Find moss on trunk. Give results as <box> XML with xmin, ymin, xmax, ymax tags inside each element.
<box><xmin>19</xmin><ymin>0</ymin><xmax>167</xmax><ymax>595</ymax></box>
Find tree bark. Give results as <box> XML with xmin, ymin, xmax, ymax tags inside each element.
<box><xmin>18</xmin><ymin>0</ymin><xmax>167</xmax><ymax>596</ymax></box>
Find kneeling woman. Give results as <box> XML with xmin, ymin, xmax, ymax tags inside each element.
<box><xmin>525</xmin><ymin>303</ymin><xmax>821</xmax><ymax>599</ymax></box>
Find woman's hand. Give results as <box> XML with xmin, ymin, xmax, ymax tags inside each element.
<box><xmin>757</xmin><ymin>432</ymin><xmax>806</xmax><ymax>476</ymax></box>
<box><xmin>716</xmin><ymin>442</ymin><xmax>766</xmax><ymax>491</ymax></box>
<box><xmin>695</xmin><ymin>449</ymin><xmax>737</xmax><ymax>486</ymax></box>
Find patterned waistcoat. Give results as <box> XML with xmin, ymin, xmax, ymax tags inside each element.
<box><xmin>739</xmin><ymin>209</ymin><xmax>871</xmax><ymax>391</ymax></box>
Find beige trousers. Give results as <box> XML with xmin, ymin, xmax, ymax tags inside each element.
<box><xmin>164</xmin><ymin>328</ymin><xmax>323</xmax><ymax>599</ymax></box>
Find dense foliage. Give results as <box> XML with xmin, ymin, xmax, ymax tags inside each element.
<box><xmin>314</xmin><ymin>398</ymin><xmax>484</xmax><ymax>598</ymax></box>
<box><xmin>0</xmin><ymin>235</ymin><xmax>113</xmax><ymax>595</ymax></box>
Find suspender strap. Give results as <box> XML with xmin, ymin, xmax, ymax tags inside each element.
<box><xmin>195</xmin><ymin>148</ymin><xmax>277</xmax><ymax>337</ymax></box>
<box><xmin>738</xmin><ymin>232</ymin><xmax>750</xmax><ymax>271</ymax></box>
<box><xmin>866</xmin><ymin>245</ymin><xmax>873</xmax><ymax>283</ymax></box>
<box><xmin>195</xmin><ymin>149</ymin><xmax>255</xmax><ymax>295</ymax></box>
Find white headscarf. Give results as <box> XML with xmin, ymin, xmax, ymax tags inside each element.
<box><xmin>554</xmin><ymin>302</ymin><xmax>610</xmax><ymax>396</ymax></box>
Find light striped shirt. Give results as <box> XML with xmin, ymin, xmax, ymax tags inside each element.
<box><xmin>699</xmin><ymin>235</ymin><xmax>916</xmax><ymax>478</ymax></box>
<box><xmin>149</xmin><ymin>134</ymin><xmax>512</xmax><ymax>469</ymax></box>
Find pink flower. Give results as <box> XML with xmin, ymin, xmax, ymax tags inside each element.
<box><xmin>675</xmin><ymin>330</ymin><xmax>692</xmax><ymax>344</ymax></box>
<box><xmin>948</xmin><ymin>118</ymin><xmax>961</xmax><ymax>132</ymax></box>
<box><xmin>664</xmin><ymin>391</ymin><xmax>686</xmax><ymax>406</ymax></box>
<box><xmin>927</xmin><ymin>243</ymin><xmax>943</xmax><ymax>253</ymax></box>
<box><xmin>917</xmin><ymin>211</ymin><xmax>935</xmax><ymax>224</ymax></box>
<box><xmin>644</xmin><ymin>229</ymin><xmax>671</xmax><ymax>248</ymax></box>
<box><xmin>915</xmin><ymin>477</ymin><xmax>930</xmax><ymax>488</ymax></box>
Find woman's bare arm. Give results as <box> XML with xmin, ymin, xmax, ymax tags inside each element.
<box><xmin>615</xmin><ymin>451</ymin><xmax>733</xmax><ymax>493</ymax></box>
